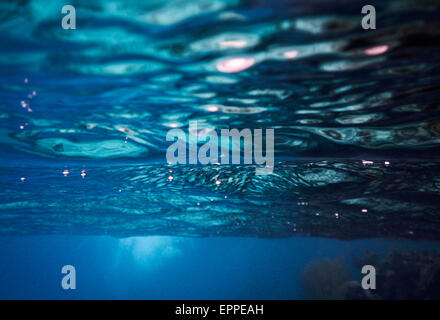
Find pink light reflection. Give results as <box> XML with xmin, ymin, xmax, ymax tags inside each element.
<box><xmin>216</xmin><ymin>57</ymin><xmax>255</xmax><ymax>73</ymax></box>
<box><xmin>219</xmin><ymin>40</ymin><xmax>247</xmax><ymax>48</ymax></box>
<box><xmin>204</xmin><ymin>105</ymin><xmax>219</xmax><ymax>112</ymax></box>
<box><xmin>364</xmin><ymin>45</ymin><xmax>389</xmax><ymax>56</ymax></box>
<box><xmin>283</xmin><ymin>50</ymin><xmax>299</xmax><ymax>59</ymax></box>
<box><xmin>166</xmin><ymin>122</ymin><xmax>180</xmax><ymax>128</ymax></box>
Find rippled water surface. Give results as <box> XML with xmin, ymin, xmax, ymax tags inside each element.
<box><xmin>1</xmin><ymin>0</ymin><xmax>440</xmax><ymax>240</ymax></box>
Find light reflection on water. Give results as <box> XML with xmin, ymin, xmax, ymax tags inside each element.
<box><xmin>0</xmin><ymin>0</ymin><xmax>439</xmax><ymax>240</ymax></box>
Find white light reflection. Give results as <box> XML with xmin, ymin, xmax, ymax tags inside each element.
<box><xmin>117</xmin><ymin>236</ymin><xmax>183</xmax><ymax>264</ymax></box>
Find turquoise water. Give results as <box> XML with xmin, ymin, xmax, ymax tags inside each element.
<box><xmin>1</xmin><ymin>0</ymin><xmax>440</xmax><ymax>299</ymax></box>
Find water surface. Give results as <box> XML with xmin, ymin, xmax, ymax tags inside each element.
<box><xmin>0</xmin><ymin>0</ymin><xmax>440</xmax><ymax>299</ymax></box>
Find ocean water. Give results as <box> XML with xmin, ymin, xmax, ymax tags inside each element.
<box><xmin>0</xmin><ymin>0</ymin><xmax>440</xmax><ymax>299</ymax></box>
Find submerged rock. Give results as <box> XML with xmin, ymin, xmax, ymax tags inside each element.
<box><xmin>301</xmin><ymin>258</ymin><xmax>350</xmax><ymax>299</ymax></box>
<box><xmin>302</xmin><ymin>250</ymin><xmax>440</xmax><ymax>299</ymax></box>
<box><xmin>355</xmin><ymin>250</ymin><xmax>440</xmax><ymax>300</ymax></box>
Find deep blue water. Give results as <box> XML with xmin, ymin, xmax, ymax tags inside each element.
<box><xmin>1</xmin><ymin>236</ymin><xmax>439</xmax><ymax>299</ymax></box>
<box><xmin>1</xmin><ymin>0</ymin><xmax>440</xmax><ymax>299</ymax></box>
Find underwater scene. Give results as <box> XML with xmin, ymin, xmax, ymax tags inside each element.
<box><xmin>0</xmin><ymin>0</ymin><xmax>440</xmax><ymax>300</ymax></box>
